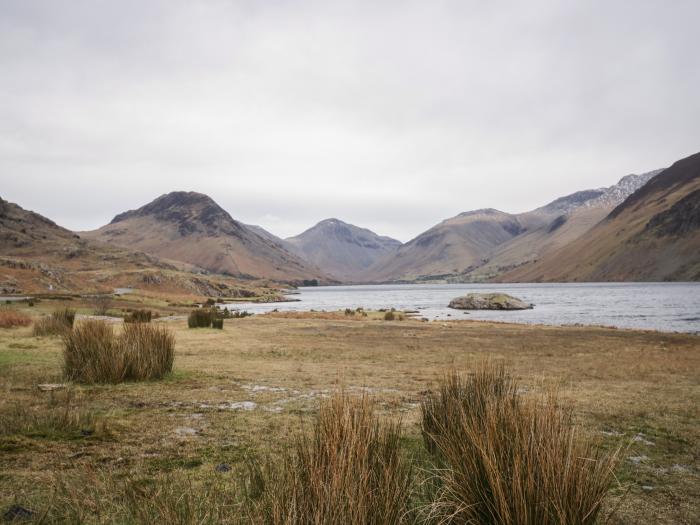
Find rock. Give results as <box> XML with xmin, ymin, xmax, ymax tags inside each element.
<box><xmin>37</xmin><ymin>383</ymin><xmax>67</xmax><ymax>392</ymax></box>
<box><xmin>215</xmin><ymin>463</ymin><xmax>231</xmax><ymax>473</ymax></box>
<box><xmin>448</xmin><ymin>293</ymin><xmax>533</xmax><ymax>311</ymax></box>
<box><xmin>3</xmin><ymin>505</ymin><xmax>33</xmax><ymax>521</ymax></box>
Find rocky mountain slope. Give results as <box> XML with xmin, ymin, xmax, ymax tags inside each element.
<box><xmin>364</xmin><ymin>170</ymin><xmax>661</xmax><ymax>282</ymax></box>
<box><xmin>83</xmin><ymin>192</ymin><xmax>328</xmax><ymax>283</ymax></box>
<box><xmin>0</xmin><ymin>196</ymin><xmax>267</xmax><ymax>297</ymax></box>
<box><xmin>500</xmin><ymin>153</ymin><xmax>700</xmax><ymax>282</ymax></box>
<box><xmin>285</xmin><ymin>219</ymin><xmax>401</xmax><ymax>282</ymax></box>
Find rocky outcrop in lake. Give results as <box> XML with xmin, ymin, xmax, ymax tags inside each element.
<box><xmin>448</xmin><ymin>293</ymin><xmax>533</xmax><ymax>310</ymax></box>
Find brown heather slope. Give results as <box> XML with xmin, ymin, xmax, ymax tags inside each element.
<box><xmin>500</xmin><ymin>152</ymin><xmax>700</xmax><ymax>282</ymax></box>
<box><xmin>0</xmin><ymin>196</ymin><xmax>278</xmax><ymax>298</ymax></box>
<box><xmin>286</xmin><ymin>218</ymin><xmax>401</xmax><ymax>282</ymax></box>
<box><xmin>83</xmin><ymin>192</ymin><xmax>329</xmax><ymax>284</ymax></box>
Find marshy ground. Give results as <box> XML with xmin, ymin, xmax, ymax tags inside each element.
<box><xmin>1</xmin><ymin>302</ymin><xmax>698</xmax><ymax>523</ymax></box>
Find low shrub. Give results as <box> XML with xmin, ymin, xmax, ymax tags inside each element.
<box><xmin>248</xmin><ymin>393</ymin><xmax>414</xmax><ymax>524</ymax></box>
<box><xmin>0</xmin><ymin>308</ymin><xmax>32</xmax><ymax>328</ymax></box>
<box><xmin>231</xmin><ymin>310</ymin><xmax>251</xmax><ymax>319</ymax></box>
<box><xmin>32</xmin><ymin>308</ymin><xmax>76</xmax><ymax>336</ymax></box>
<box><xmin>212</xmin><ymin>318</ymin><xmax>224</xmax><ymax>329</ymax></box>
<box><xmin>344</xmin><ymin>308</ymin><xmax>354</xmax><ymax>316</ymax></box>
<box><xmin>420</xmin><ymin>365</ymin><xmax>621</xmax><ymax>525</ymax></box>
<box><xmin>124</xmin><ymin>309</ymin><xmax>152</xmax><ymax>323</ymax></box>
<box><xmin>64</xmin><ymin>320</ymin><xmax>174</xmax><ymax>384</ymax></box>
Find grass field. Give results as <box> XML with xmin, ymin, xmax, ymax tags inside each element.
<box><xmin>1</xmin><ymin>302</ymin><xmax>698</xmax><ymax>523</ymax></box>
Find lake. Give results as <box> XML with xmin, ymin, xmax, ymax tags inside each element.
<box><xmin>227</xmin><ymin>282</ymin><xmax>700</xmax><ymax>334</ymax></box>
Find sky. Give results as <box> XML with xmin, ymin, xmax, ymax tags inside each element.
<box><xmin>1</xmin><ymin>1</ymin><xmax>699</xmax><ymax>242</ymax></box>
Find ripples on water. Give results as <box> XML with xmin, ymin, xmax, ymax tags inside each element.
<box><xmin>227</xmin><ymin>282</ymin><xmax>700</xmax><ymax>334</ymax></box>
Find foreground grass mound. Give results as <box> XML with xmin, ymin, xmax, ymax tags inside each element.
<box><xmin>421</xmin><ymin>365</ymin><xmax>621</xmax><ymax>525</ymax></box>
<box><xmin>64</xmin><ymin>320</ymin><xmax>174</xmax><ymax>383</ymax></box>
<box><xmin>32</xmin><ymin>308</ymin><xmax>75</xmax><ymax>336</ymax></box>
<box><xmin>0</xmin><ymin>308</ymin><xmax>31</xmax><ymax>328</ymax></box>
<box><xmin>249</xmin><ymin>393</ymin><xmax>414</xmax><ymax>524</ymax></box>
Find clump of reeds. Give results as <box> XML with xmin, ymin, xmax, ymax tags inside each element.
<box><xmin>212</xmin><ymin>318</ymin><xmax>224</xmax><ymax>329</ymax></box>
<box><xmin>0</xmin><ymin>308</ymin><xmax>32</xmax><ymax>328</ymax></box>
<box><xmin>63</xmin><ymin>320</ymin><xmax>174</xmax><ymax>384</ymax></box>
<box><xmin>32</xmin><ymin>308</ymin><xmax>76</xmax><ymax>336</ymax></box>
<box><xmin>187</xmin><ymin>308</ymin><xmax>215</xmax><ymax>328</ymax></box>
<box><xmin>124</xmin><ymin>309</ymin><xmax>152</xmax><ymax>323</ymax></box>
<box><xmin>384</xmin><ymin>310</ymin><xmax>396</xmax><ymax>321</ymax></box>
<box><xmin>420</xmin><ymin>364</ymin><xmax>621</xmax><ymax>525</ymax></box>
<box><xmin>248</xmin><ymin>393</ymin><xmax>414</xmax><ymax>524</ymax></box>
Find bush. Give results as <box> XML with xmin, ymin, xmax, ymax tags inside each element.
<box><xmin>231</xmin><ymin>310</ymin><xmax>251</xmax><ymax>319</ymax></box>
<box><xmin>64</xmin><ymin>320</ymin><xmax>174</xmax><ymax>384</ymax></box>
<box><xmin>384</xmin><ymin>311</ymin><xmax>395</xmax><ymax>321</ymax></box>
<box><xmin>0</xmin><ymin>308</ymin><xmax>32</xmax><ymax>328</ymax></box>
<box><xmin>248</xmin><ymin>393</ymin><xmax>414</xmax><ymax>524</ymax></box>
<box><xmin>32</xmin><ymin>308</ymin><xmax>76</xmax><ymax>336</ymax></box>
<box><xmin>344</xmin><ymin>308</ymin><xmax>354</xmax><ymax>316</ymax></box>
<box><xmin>124</xmin><ymin>309</ymin><xmax>152</xmax><ymax>323</ymax></box>
<box><xmin>187</xmin><ymin>308</ymin><xmax>214</xmax><ymax>328</ymax></box>
<box><xmin>212</xmin><ymin>318</ymin><xmax>224</xmax><ymax>329</ymax></box>
<box><xmin>420</xmin><ymin>365</ymin><xmax>621</xmax><ymax>525</ymax></box>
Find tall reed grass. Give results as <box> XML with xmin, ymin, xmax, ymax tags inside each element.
<box><xmin>421</xmin><ymin>365</ymin><xmax>621</xmax><ymax>525</ymax></box>
<box><xmin>64</xmin><ymin>320</ymin><xmax>174</xmax><ymax>384</ymax></box>
<box><xmin>32</xmin><ymin>308</ymin><xmax>75</xmax><ymax>336</ymax></box>
<box><xmin>248</xmin><ymin>393</ymin><xmax>414</xmax><ymax>524</ymax></box>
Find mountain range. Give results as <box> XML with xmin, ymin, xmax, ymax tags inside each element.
<box><xmin>2</xmin><ymin>151</ymin><xmax>698</xmax><ymax>291</ymax></box>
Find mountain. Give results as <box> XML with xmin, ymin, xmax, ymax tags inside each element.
<box><xmin>365</xmin><ymin>209</ymin><xmax>524</xmax><ymax>282</ymax></box>
<box><xmin>364</xmin><ymin>170</ymin><xmax>661</xmax><ymax>283</ymax></box>
<box><xmin>83</xmin><ymin>192</ymin><xmax>328</xmax><ymax>283</ymax></box>
<box><xmin>285</xmin><ymin>219</ymin><xmax>401</xmax><ymax>282</ymax></box>
<box><xmin>0</xmin><ymin>196</ymin><xmax>264</xmax><ymax>297</ymax></box>
<box><xmin>500</xmin><ymin>153</ymin><xmax>700</xmax><ymax>282</ymax></box>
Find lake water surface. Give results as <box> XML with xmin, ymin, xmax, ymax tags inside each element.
<box><xmin>228</xmin><ymin>283</ymin><xmax>700</xmax><ymax>334</ymax></box>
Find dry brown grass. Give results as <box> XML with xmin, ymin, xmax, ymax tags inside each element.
<box><xmin>1</xmin><ymin>313</ymin><xmax>698</xmax><ymax>524</ymax></box>
<box><xmin>248</xmin><ymin>392</ymin><xmax>413</xmax><ymax>524</ymax></box>
<box><xmin>421</xmin><ymin>365</ymin><xmax>621</xmax><ymax>525</ymax></box>
<box><xmin>0</xmin><ymin>308</ymin><xmax>32</xmax><ymax>328</ymax></box>
<box><xmin>64</xmin><ymin>320</ymin><xmax>174</xmax><ymax>383</ymax></box>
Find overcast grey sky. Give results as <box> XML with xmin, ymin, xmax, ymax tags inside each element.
<box><xmin>1</xmin><ymin>1</ymin><xmax>698</xmax><ymax>242</ymax></box>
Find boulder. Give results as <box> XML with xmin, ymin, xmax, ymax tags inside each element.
<box><xmin>448</xmin><ymin>293</ymin><xmax>533</xmax><ymax>311</ymax></box>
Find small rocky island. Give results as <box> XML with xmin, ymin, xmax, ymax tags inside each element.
<box><xmin>448</xmin><ymin>293</ymin><xmax>533</xmax><ymax>310</ymax></box>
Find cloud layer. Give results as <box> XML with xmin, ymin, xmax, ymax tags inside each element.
<box><xmin>1</xmin><ymin>0</ymin><xmax>698</xmax><ymax>241</ymax></box>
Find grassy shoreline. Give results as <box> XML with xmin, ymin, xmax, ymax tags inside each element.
<box><xmin>1</xmin><ymin>307</ymin><xmax>698</xmax><ymax>523</ymax></box>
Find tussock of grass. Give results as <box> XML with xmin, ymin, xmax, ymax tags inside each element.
<box><xmin>64</xmin><ymin>320</ymin><xmax>174</xmax><ymax>384</ymax></box>
<box><xmin>188</xmin><ymin>308</ymin><xmax>215</xmax><ymax>328</ymax></box>
<box><xmin>0</xmin><ymin>308</ymin><xmax>31</xmax><ymax>328</ymax></box>
<box><xmin>32</xmin><ymin>308</ymin><xmax>75</xmax><ymax>336</ymax></box>
<box><xmin>248</xmin><ymin>393</ymin><xmax>414</xmax><ymax>524</ymax></box>
<box><xmin>124</xmin><ymin>309</ymin><xmax>153</xmax><ymax>323</ymax></box>
<box><xmin>421</xmin><ymin>365</ymin><xmax>621</xmax><ymax>525</ymax></box>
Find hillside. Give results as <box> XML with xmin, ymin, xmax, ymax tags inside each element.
<box><xmin>0</xmin><ymin>196</ymin><xmax>271</xmax><ymax>297</ymax></box>
<box><xmin>285</xmin><ymin>219</ymin><xmax>401</xmax><ymax>282</ymax></box>
<box><xmin>500</xmin><ymin>153</ymin><xmax>700</xmax><ymax>282</ymax></box>
<box><xmin>83</xmin><ymin>192</ymin><xmax>328</xmax><ymax>283</ymax></box>
<box><xmin>365</xmin><ymin>209</ymin><xmax>523</xmax><ymax>282</ymax></box>
<box><xmin>364</xmin><ymin>170</ymin><xmax>659</xmax><ymax>283</ymax></box>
